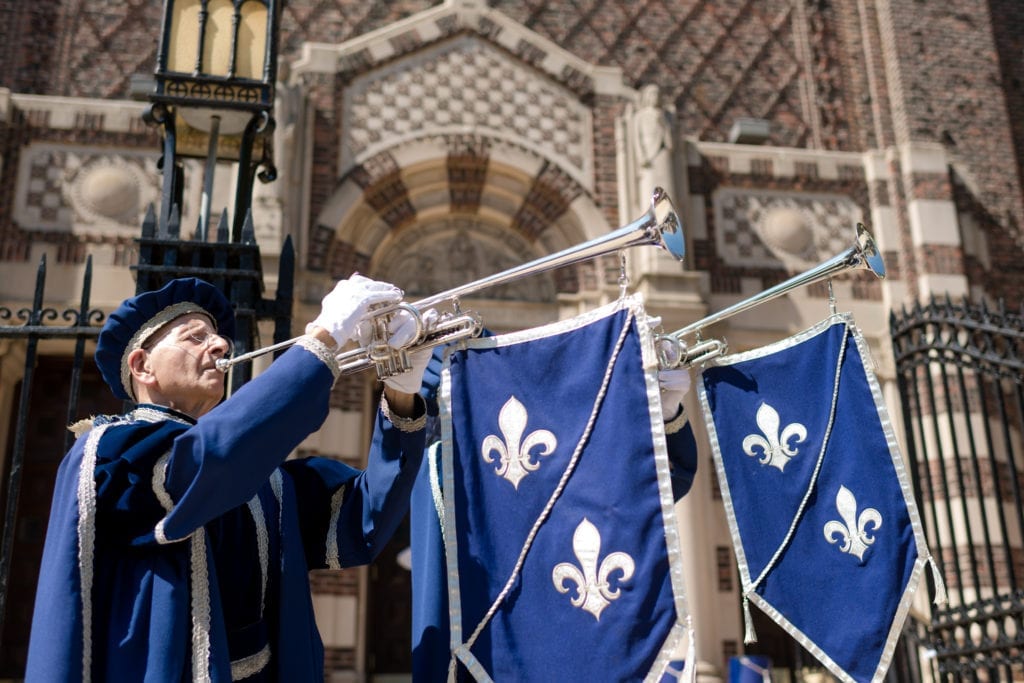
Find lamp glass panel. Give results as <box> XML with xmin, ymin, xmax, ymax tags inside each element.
<box><xmin>236</xmin><ymin>1</ymin><xmax>268</xmax><ymax>81</ymax></box>
<box><xmin>167</xmin><ymin>0</ymin><xmax>202</xmax><ymax>73</ymax></box>
<box><xmin>202</xmin><ymin>0</ymin><xmax>235</xmax><ymax>77</ymax></box>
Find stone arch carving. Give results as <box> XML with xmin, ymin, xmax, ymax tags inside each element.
<box><xmin>310</xmin><ymin>132</ymin><xmax>613</xmax><ymax>311</ymax></box>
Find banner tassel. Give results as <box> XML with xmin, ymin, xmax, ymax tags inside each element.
<box><xmin>684</xmin><ymin>620</ymin><xmax>697</xmax><ymax>683</ymax></box>
<box><xmin>743</xmin><ymin>594</ymin><xmax>758</xmax><ymax>644</ymax></box>
<box><xmin>927</xmin><ymin>555</ymin><xmax>948</xmax><ymax>606</ymax></box>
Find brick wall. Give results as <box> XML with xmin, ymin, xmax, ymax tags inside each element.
<box><xmin>877</xmin><ymin>1</ymin><xmax>1024</xmax><ymax>264</ymax></box>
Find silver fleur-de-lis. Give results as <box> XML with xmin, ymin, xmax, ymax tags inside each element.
<box><xmin>741</xmin><ymin>402</ymin><xmax>808</xmax><ymax>472</ymax></box>
<box><xmin>824</xmin><ymin>485</ymin><xmax>882</xmax><ymax>563</ymax></box>
<box><xmin>551</xmin><ymin>518</ymin><xmax>635</xmax><ymax>620</ymax></box>
<box><xmin>481</xmin><ymin>396</ymin><xmax>557</xmax><ymax>489</ymax></box>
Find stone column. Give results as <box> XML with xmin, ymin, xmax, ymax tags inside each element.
<box><xmin>897</xmin><ymin>142</ymin><xmax>967</xmax><ymax>301</ymax></box>
<box><xmin>674</xmin><ymin>392</ymin><xmax>725</xmax><ymax>683</ymax></box>
<box><xmin>252</xmin><ymin>60</ymin><xmax>309</xmax><ymax>260</ymax></box>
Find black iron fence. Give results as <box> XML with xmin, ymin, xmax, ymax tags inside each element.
<box><xmin>892</xmin><ymin>297</ymin><xmax>1024</xmax><ymax>679</ymax></box>
<box><xmin>0</xmin><ymin>255</ymin><xmax>112</xmax><ymax>673</ymax></box>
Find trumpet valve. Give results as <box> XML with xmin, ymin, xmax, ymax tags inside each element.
<box><xmin>367</xmin><ymin>342</ymin><xmax>412</xmax><ymax>380</ymax></box>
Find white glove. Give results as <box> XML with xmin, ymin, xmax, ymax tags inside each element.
<box><xmin>384</xmin><ymin>346</ymin><xmax>434</xmax><ymax>394</ymax></box>
<box><xmin>381</xmin><ymin>308</ymin><xmax>439</xmax><ymax>394</ymax></box>
<box><xmin>387</xmin><ymin>308</ymin><xmax>439</xmax><ymax>348</ymax></box>
<box><xmin>659</xmin><ymin>368</ymin><xmax>691</xmax><ymax>421</ymax></box>
<box><xmin>355</xmin><ymin>307</ymin><xmax>439</xmax><ymax>348</ymax></box>
<box><xmin>306</xmin><ymin>275</ymin><xmax>403</xmax><ymax>347</ymax></box>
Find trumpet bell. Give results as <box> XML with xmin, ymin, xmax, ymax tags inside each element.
<box><xmin>855</xmin><ymin>222</ymin><xmax>886</xmax><ymax>280</ymax></box>
<box><xmin>659</xmin><ymin>222</ymin><xmax>887</xmax><ymax>368</ymax></box>
<box><xmin>651</xmin><ymin>186</ymin><xmax>686</xmax><ymax>261</ymax></box>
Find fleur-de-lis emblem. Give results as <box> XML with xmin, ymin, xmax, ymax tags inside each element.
<box><xmin>824</xmin><ymin>485</ymin><xmax>882</xmax><ymax>563</ymax></box>
<box><xmin>481</xmin><ymin>396</ymin><xmax>557</xmax><ymax>489</ymax></box>
<box><xmin>551</xmin><ymin>518</ymin><xmax>635</xmax><ymax>620</ymax></box>
<box><xmin>742</xmin><ymin>402</ymin><xmax>808</xmax><ymax>472</ymax></box>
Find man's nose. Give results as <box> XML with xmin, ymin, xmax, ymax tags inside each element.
<box><xmin>208</xmin><ymin>334</ymin><xmax>231</xmax><ymax>357</ymax></box>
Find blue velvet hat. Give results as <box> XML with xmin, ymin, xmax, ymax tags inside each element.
<box><xmin>95</xmin><ymin>278</ymin><xmax>235</xmax><ymax>401</ymax></box>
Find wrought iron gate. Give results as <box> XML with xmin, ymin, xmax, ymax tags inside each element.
<box><xmin>892</xmin><ymin>297</ymin><xmax>1024</xmax><ymax>679</ymax></box>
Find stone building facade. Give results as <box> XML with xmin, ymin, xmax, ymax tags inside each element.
<box><xmin>0</xmin><ymin>0</ymin><xmax>1022</xmax><ymax>680</ymax></box>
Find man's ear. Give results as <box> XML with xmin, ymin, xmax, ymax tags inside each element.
<box><xmin>126</xmin><ymin>348</ymin><xmax>157</xmax><ymax>389</ymax></box>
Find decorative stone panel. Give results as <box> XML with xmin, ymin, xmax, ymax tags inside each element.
<box><xmin>342</xmin><ymin>35</ymin><xmax>592</xmax><ymax>191</ymax></box>
<box><xmin>713</xmin><ymin>187</ymin><xmax>863</xmax><ymax>271</ymax></box>
<box><xmin>14</xmin><ymin>143</ymin><xmax>159</xmax><ymax>235</ymax></box>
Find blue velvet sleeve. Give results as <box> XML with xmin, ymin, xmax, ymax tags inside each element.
<box><xmin>157</xmin><ymin>344</ymin><xmax>336</xmax><ymax>541</ymax></box>
<box><xmin>667</xmin><ymin>417</ymin><xmax>699</xmax><ymax>501</ymax></box>
<box><xmin>283</xmin><ymin>406</ymin><xmax>426</xmax><ymax>569</ymax></box>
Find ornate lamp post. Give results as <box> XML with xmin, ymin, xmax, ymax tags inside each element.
<box><xmin>147</xmin><ymin>0</ymin><xmax>282</xmax><ymax>241</ymax></box>
<box><xmin>138</xmin><ymin>0</ymin><xmax>294</xmax><ymax>390</ymax></box>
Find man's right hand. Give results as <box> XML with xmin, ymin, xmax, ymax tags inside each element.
<box><xmin>306</xmin><ymin>275</ymin><xmax>403</xmax><ymax>347</ymax></box>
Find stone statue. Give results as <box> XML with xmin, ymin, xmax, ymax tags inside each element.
<box><xmin>632</xmin><ymin>84</ymin><xmax>675</xmax><ymax>209</ymax></box>
<box><xmin>272</xmin><ymin>60</ymin><xmax>303</xmax><ymax>200</ymax></box>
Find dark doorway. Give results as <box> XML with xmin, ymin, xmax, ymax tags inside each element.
<box><xmin>367</xmin><ymin>513</ymin><xmax>414</xmax><ymax>676</ymax></box>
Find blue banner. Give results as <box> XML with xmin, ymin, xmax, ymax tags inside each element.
<box><xmin>439</xmin><ymin>296</ymin><xmax>691</xmax><ymax>681</ymax></box>
<box><xmin>698</xmin><ymin>314</ymin><xmax>940</xmax><ymax>682</ymax></box>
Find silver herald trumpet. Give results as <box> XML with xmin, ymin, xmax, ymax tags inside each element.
<box><xmin>216</xmin><ymin>187</ymin><xmax>685</xmax><ymax>378</ymax></box>
<box><xmin>656</xmin><ymin>222</ymin><xmax>887</xmax><ymax>369</ymax></box>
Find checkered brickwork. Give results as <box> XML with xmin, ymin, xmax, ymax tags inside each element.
<box><xmin>714</xmin><ymin>188</ymin><xmax>863</xmax><ymax>269</ymax></box>
<box><xmin>345</xmin><ymin>36</ymin><xmax>588</xmax><ymax>180</ymax></box>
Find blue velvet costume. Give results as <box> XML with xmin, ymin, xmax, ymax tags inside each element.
<box><xmin>25</xmin><ymin>279</ymin><xmax>426</xmax><ymax>682</ymax></box>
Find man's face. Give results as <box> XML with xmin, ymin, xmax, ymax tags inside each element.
<box><xmin>142</xmin><ymin>313</ymin><xmax>231</xmax><ymax>415</ymax></box>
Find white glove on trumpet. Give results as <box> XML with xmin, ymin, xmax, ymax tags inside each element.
<box><xmin>658</xmin><ymin>368</ymin><xmax>691</xmax><ymax>421</ymax></box>
<box><xmin>306</xmin><ymin>274</ymin><xmax>403</xmax><ymax>347</ymax></box>
<box><xmin>381</xmin><ymin>308</ymin><xmax>438</xmax><ymax>394</ymax></box>
<box><xmin>647</xmin><ymin>315</ymin><xmax>691</xmax><ymax>421</ymax></box>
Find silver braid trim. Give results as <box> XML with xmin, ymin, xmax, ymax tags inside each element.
<box><xmin>246</xmin><ymin>495</ymin><xmax>270</xmax><ymax>616</ymax></box>
<box><xmin>152</xmin><ymin>452</ymin><xmax>191</xmax><ymax>545</ymax></box>
<box><xmin>379</xmin><ymin>393</ymin><xmax>427</xmax><ymax>433</ymax></box>
<box><xmin>78</xmin><ymin>423</ymin><xmax>115</xmax><ymax>683</ymax></box>
<box><xmin>151</xmin><ymin>454</ymin><xmax>211</xmax><ymax>680</ymax></box>
<box><xmin>326</xmin><ymin>485</ymin><xmax>347</xmax><ymax>570</ymax></box>
<box><xmin>270</xmin><ymin>470</ymin><xmax>284</xmax><ymax>571</ymax></box>
<box><xmin>190</xmin><ymin>527</ymin><xmax>212</xmax><ymax>683</ymax></box>
<box><xmin>295</xmin><ymin>335</ymin><xmax>341</xmax><ymax>379</ymax></box>
<box><xmin>231</xmin><ymin>644</ymin><xmax>271</xmax><ymax>681</ymax></box>
<box><xmin>664</xmin><ymin>407</ymin><xmax>689</xmax><ymax>435</ymax></box>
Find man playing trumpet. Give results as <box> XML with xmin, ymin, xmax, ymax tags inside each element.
<box><xmin>26</xmin><ymin>275</ymin><xmax>431</xmax><ymax>682</ymax></box>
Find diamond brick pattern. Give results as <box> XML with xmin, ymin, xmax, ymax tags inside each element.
<box><xmin>492</xmin><ymin>0</ymin><xmax>822</xmax><ymax>149</ymax></box>
<box><xmin>40</xmin><ymin>0</ymin><xmax>841</xmax><ymax>152</ymax></box>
